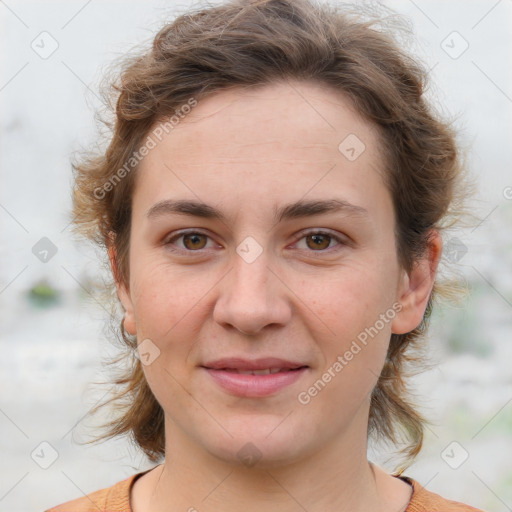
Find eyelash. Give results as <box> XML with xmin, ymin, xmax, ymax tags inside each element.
<box><xmin>164</xmin><ymin>229</ymin><xmax>346</xmax><ymax>254</ymax></box>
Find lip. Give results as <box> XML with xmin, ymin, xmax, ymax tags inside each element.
<box><xmin>202</xmin><ymin>357</ymin><xmax>307</xmax><ymax>371</ymax></box>
<box><xmin>201</xmin><ymin>357</ymin><xmax>309</xmax><ymax>398</ymax></box>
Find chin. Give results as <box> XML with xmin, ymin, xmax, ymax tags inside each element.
<box><xmin>201</xmin><ymin>421</ymin><xmax>314</xmax><ymax>470</ymax></box>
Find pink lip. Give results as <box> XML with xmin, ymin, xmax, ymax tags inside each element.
<box><xmin>202</xmin><ymin>357</ymin><xmax>307</xmax><ymax>371</ymax></box>
<box><xmin>201</xmin><ymin>357</ymin><xmax>309</xmax><ymax>398</ymax></box>
<box><xmin>203</xmin><ymin>367</ymin><xmax>308</xmax><ymax>397</ymax></box>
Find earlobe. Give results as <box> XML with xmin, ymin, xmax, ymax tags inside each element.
<box><xmin>107</xmin><ymin>242</ymin><xmax>137</xmax><ymax>336</ymax></box>
<box><xmin>391</xmin><ymin>230</ymin><xmax>442</xmax><ymax>335</ymax></box>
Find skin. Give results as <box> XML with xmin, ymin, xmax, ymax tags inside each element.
<box><xmin>110</xmin><ymin>79</ymin><xmax>442</xmax><ymax>512</ymax></box>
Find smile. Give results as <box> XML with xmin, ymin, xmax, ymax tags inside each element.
<box><xmin>202</xmin><ymin>365</ymin><xmax>309</xmax><ymax>397</ymax></box>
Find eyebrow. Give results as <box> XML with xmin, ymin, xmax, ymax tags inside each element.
<box><xmin>146</xmin><ymin>198</ymin><xmax>368</xmax><ymax>224</ymax></box>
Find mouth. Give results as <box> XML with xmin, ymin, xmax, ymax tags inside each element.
<box><xmin>201</xmin><ymin>357</ymin><xmax>309</xmax><ymax>397</ymax></box>
<box><xmin>214</xmin><ymin>367</ymin><xmax>307</xmax><ymax>375</ymax></box>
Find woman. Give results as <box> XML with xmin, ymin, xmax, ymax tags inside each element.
<box><xmin>47</xmin><ymin>0</ymin><xmax>484</xmax><ymax>510</ymax></box>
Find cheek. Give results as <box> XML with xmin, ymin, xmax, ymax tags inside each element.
<box><xmin>297</xmin><ymin>272</ymin><xmax>395</xmax><ymax>423</ymax></box>
<box><xmin>130</xmin><ymin>259</ymin><xmax>204</xmax><ymax>333</ymax></box>
<box><xmin>130</xmin><ymin>265</ymin><xmax>202</xmax><ymax>399</ymax></box>
<box><xmin>129</xmin><ymin>259</ymin><xmax>221</xmax><ymax>381</ymax></box>
<box><xmin>302</xmin><ymin>265</ymin><xmax>395</xmax><ymax>336</ymax></box>
<box><xmin>297</xmin><ymin>262</ymin><xmax>397</xmax><ymax>392</ymax></box>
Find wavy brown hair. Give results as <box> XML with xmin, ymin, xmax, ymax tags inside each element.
<box><xmin>73</xmin><ymin>0</ymin><xmax>468</xmax><ymax>471</ymax></box>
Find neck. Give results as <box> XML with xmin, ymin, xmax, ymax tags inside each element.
<box><xmin>143</xmin><ymin>411</ymin><xmax>387</xmax><ymax>512</ymax></box>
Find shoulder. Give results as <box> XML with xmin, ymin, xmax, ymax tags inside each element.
<box><xmin>405</xmin><ymin>476</ymin><xmax>488</xmax><ymax>512</ymax></box>
<box><xmin>44</xmin><ymin>472</ymin><xmax>142</xmax><ymax>512</ymax></box>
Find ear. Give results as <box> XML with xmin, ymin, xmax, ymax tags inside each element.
<box><xmin>391</xmin><ymin>230</ymin><xmax>443</xmax><ymax>335</ymax></box>
<box><xmin>107</xmin><ymin>234</ymin><xmax>137</xmax><ymax>336</ymax></box>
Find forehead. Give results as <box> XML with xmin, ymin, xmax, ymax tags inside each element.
<box><xmin>156</xmin><ymin>80</ymin><xmax>381</xmax><ymax>161</ymax></box>
<box><xmin>134</xmin><ymin>80</ymin><xmax>388</xmax><ymax>221</ymax></box>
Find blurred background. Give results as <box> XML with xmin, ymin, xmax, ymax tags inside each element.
<box><xmin>0</xmin><ymin>0</ymin><xmax>511</xmax><ymax>511</ymax></box>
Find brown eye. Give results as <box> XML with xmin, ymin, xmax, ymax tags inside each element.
<box><xmin>165</xmin><ymin>230</ymin><xmax>214</xmax><ymax>252</ymax></box>
<box><xmin>294</xmin><ymin>230</ymin><xmax>345</xmax><ymax>253</ymax></box>
<box><xmin>182</xmin><ymin>233</ymin><xmax>208</xmax><ymax>250</ymax></box>
<box><xmin>305</xmin><ymin>233</ymin><xmax>332</xmax><ymax>250</ymax></box>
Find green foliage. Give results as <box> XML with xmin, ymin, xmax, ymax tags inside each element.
<box><xmin>27</xmin><ymin>279</ymin><xmax>60</xmax><ymax>307</ymax></box>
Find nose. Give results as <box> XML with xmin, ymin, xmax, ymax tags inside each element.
<box><xmin>213</xmin><ymin>250</ymin><xmax>292</xmax><ymax>336</ymax></box>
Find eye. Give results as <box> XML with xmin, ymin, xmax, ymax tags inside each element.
<box><xmin>164</xmin><ymin>230</ymin><xmax>217</xmax><ymax>252</ymax></box>
<box><xmin>294</xmin><ymin>230</ymin><xmax>345</xmax><ymax>252</ymax></box>
<box><xmin>164</xmin><ymin>229</ymin><xmax>347</xmax><ymax>254</ymax></box>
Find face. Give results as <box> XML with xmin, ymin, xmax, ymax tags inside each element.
<box><xmin>114</xmin><ymin>80</ymin><xmax>439</xmax><ymax>467</ymax></box>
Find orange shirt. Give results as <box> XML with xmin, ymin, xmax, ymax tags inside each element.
<box><xmin>45</xmin><ymin>472</ymin><xmax>486</xmax><ymax>512</ymax></box>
